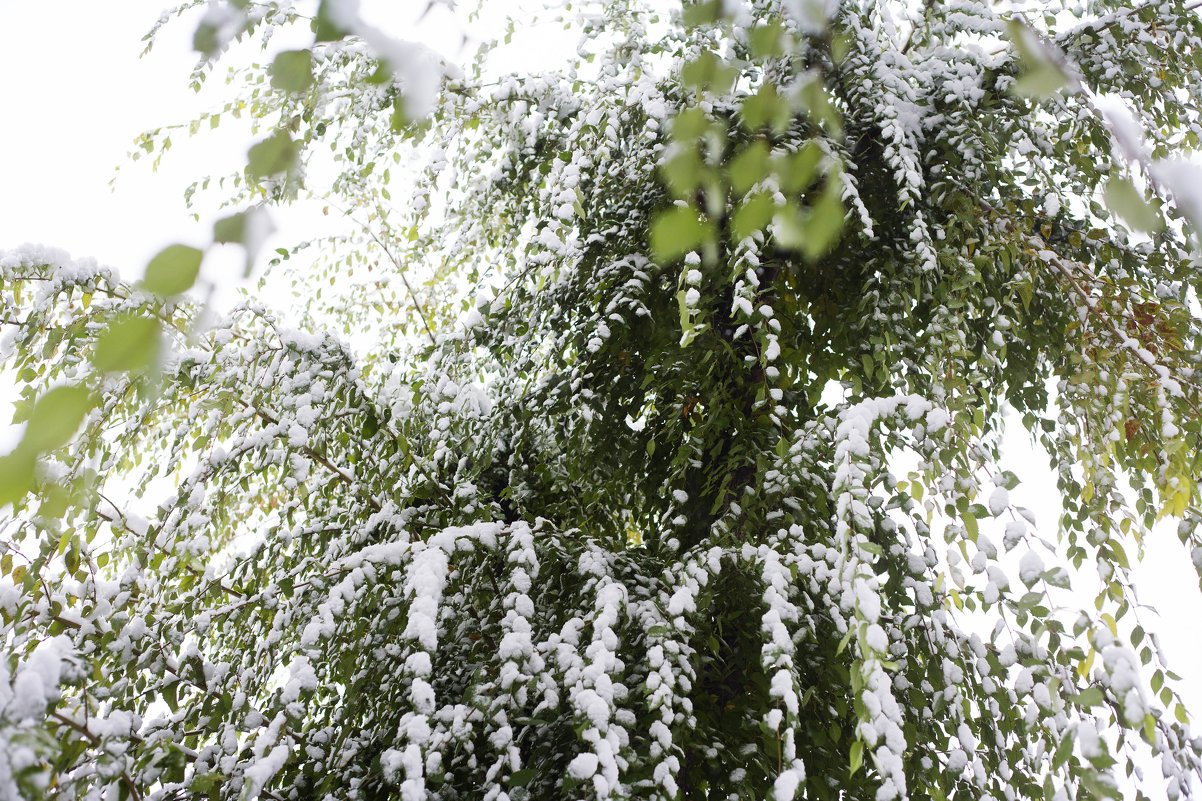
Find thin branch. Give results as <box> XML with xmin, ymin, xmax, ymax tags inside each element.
<box><xmin>242</xmin><ymin>401</ymin><xmax>382</xmax><ymax>512</ymax></box>
<box><xmin>364</xmin><ymin>220</ymin><xmax>439</xmax><ymax>347</ymax></box>
<box><xmin>95</xmin><ymin>501</ymin><xmax>245</xmax><ymax>599</ymax></box>
<box><xmin>51</xmin><ymin>711</ymin><xmax>145</xmax><ymax>801</ymax></box>
<box><xmin>317</xmin><ymin>194</ymin><xmax>439</xmax><ymax>347</ymax></box>
<box><xmin>900</xmin><ymin>0</ymin><xmax>936</xmax><ymax>55</ymax></box>
<box><xmin>1022</xmin><ymin>231</ymin><xmax>1202</xmax><ymax>420</ymax></box>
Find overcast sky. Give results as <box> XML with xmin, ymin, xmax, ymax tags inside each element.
<box><xmin>0</xmin><ymin>2</ymin><xmax>240</xmax><ymax>272</ymax></box>
<box><xmin>1</xmin><ymin>3</ymin><xmax>1200</xmax><ymax>797</ymax></box>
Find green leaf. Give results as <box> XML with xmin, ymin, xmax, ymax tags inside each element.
<box><xmin>831</xmin><ymin>33</ymin><xmax>850</xmax><ymax>64</ymax></box>
<box><xmin>143</xmin><ymin>244</ymin><xmax>203</xmax><ymax>296</ymax></box>
<box><xmin>193</xmin><ymin>23</ymin><xmax>220</xmax><ymax>57</ymax></box>
<box><xmin>849</xmin><ymin>739</ymin><xmax>864</xmax><ymax>774</ymax></box>
<box><xmin>509</xmin><ymin>769</ymin><xmax>537</xmax><ymax>787</ymax></box>
<box><xmin>1011</xmin><ymin>64</ymin><xmax>1069</xmax><ymax>98</ymax></box>
<box><xmin>1042</xmin><ymin>567</ymin><xmax>1071</xmax><ymax>589</ymax></box>
<box><xmin>1081</xmin><ymin>769</ymin><xmax>1121</xmax><ymax>800</ymax></box>
<box><xmin>860</xmin><ymin>353</ymin><xmax>874</xmax><ymax>379</ymax></box>
<box><xmin>93</xmin><ymin>315</ymin><xmax>161</xmax><ymax>373</ymax></box>
<box><xmin>741</xmin><ymin>84</ymin><xmax>789</xmax><ymax>134</ymax></box>
<box><xmin>1052</xmin><ymin>731</ymin><xmax>1074</xmax><ymax>769</ymax></box>
<box><xmin>0</xmin><ymin>449</ymin><xmax>35</xmax><ymax>508</ymax></box>
<box><xmin>64</xmin><ymin>538</ymin><xmax>80</xmax><ymax>575</ymax></box>
<box><xmin>1017</xmin><ymin>591</ymin><xmax>1044</xmax><ymax>610</ymax></box>
<box><xmin>728</xmin><ymin>141</ymin><xmax>769</xmax><ymax>196</ymax></box>
<box><xmin>214</xmin><ymin>212</ymin><xmax>249</xmax><ymax>245</ymax></box>
<box><xmin>749</xmin><ymin>23</ymin><xmax>785</xmax><ymax>58</ymax></box>
<box><xmin>773</xmin><ymin>201</ymin><xmax>807</xmax><ymax>249</ymax></box>
<box><xmin>671</xmin><ymin>108</ymin><xmax>712</xmax><ymax>142</ymax></box>
<box><xmin>361</xmin><ymin>411</ymin><xmax>380</xmax><ymax>438</ymax></box>
<box><xmin>1075</xmin><ymin>688</ymin><xmax>1104</xmax><ymax>708</ymax></box>
<box><xmin>1007</xmin><ymin>21</ymin><xmax>1069</xmax><ymax>98</ymax></box>
<box><xmin>681</xmin><ymin>0</ymin><xmax>722</xmax><ymax>27</ymax></box>
<box><xmin>750</xmin><ymin>22</ymin><xmax>788</xmax><ymax>57</ymax></box>
<box><xmin>777</xmin><ymin>142</ymin><xmax>823</xmax><ymax>194</ymax></box>
<box><xmin>366</xmin><ymin>62</ymin><xmax>392</xmax><ymax>85</ymax></box>
<box><xmin>733</xmin><ymin>193</ymin><xmax>776</xmax><ymax>240</ymax></box>
<box><xmin>390</xmin><ymin>96</ymin><xmax>412</xmax><ymax>132</ymax></box>
<box><xmin>797</xmin><ymin>76</ymin><xmax>842</xmax><ymax>135</ymax></box>
<box><xmin>247</xmin><ymin>130</ymin><xmax>300</xmax><ymax>179</ymax></box>
<box><xmin>190</xmin><ymin>774</ymin><xmax>225</xmax><ymax>794</ymax></box>
<box><xmin>270</xmin><ymin>50</ymin><xmax>313</xmax><ymax>93</ymax></box>
<box><xmin>23</xmin><ymin>385</ymin><xmax>92</xmax><ymax>452</ymax></box>
<box><xmin>314</xmin><ymin>0</ymin><xmax>349</xmax><ymax>42</ymax></box>
<box><xmin>793</xmin><ymin>176</ymin><xmax>851</xmax><ymax>258</ymax></box>
<box><xmin>651</xmin><ymin>206</ymin><xmax>709</xmax><ymax>262</ymax></box>
<box><xmin>662</xmin><ymin>149</ymin><xmax>705</xmax><ymax>197</ymax></box>
<box><xmin>835</xmin><ymin>627</ymin><xmax>854</xmax><ymax>656</ymax></box>
<box><xmin>215</xmin><ymin>209</ymin><xmax>274</xmax><ymax>277</ymax></box>
<box><xmin>681</xmin><ymin>51</ymin><xmax>734</xmax><ymax>91</ymax></box>
<box><xmin>1104</xmin><ymin>176</ymin><xmax>1163</xmax><ymax>233</ymax></box>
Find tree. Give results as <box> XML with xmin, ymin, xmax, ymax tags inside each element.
<box><xmin>3</xmin><ymin>0</ymin><xmax>1202</xmax><ymax>799</ymax></box>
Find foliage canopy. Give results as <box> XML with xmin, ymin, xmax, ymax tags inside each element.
<box><xmin>3</xmin><ymin>1</ymin><xmax>1202</xmax><ymax>801</ymax></box>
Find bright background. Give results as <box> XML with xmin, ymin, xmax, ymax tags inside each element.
<box><xmin>1</xmin><ymin>2</ymin><xmax>1200</xmax><ymax>797</ymax></box>
<box><xmin>0</xmin><ymin>2</ymin><xmax>238</xmax><ymax>273</ymax></box>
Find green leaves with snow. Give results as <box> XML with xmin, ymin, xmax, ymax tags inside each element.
<box><xmin>6</xmin><ymin>2</ymin><xmax>1202</xmax><ymax>800</ymax></box>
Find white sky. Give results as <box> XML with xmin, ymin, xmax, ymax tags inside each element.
<box><xmin>1</xmin><ymin>2</ymin><xmax>1201</xmax><ymax>797</ymax></box>
<box><xmin>0</xmin><ymin>2</ymin><xmax>239</xmax><ymax>273</ymax></box>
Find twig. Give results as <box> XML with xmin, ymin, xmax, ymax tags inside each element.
<box><xmin>51</xmin><ymin>711</ymin><xmax>145</xmax><ymax>801</ymax></box>
<box><xmin>242</xmin><ymin>401</ymin><xmax>382</xmax><ymax>512</ymax></box>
